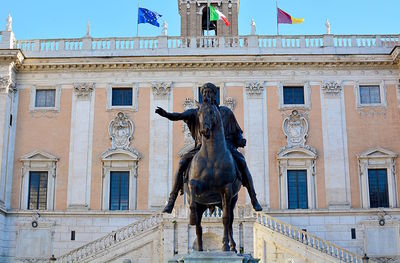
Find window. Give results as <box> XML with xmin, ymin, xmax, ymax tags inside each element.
<box><xmin>21</xmin><ymin>151</ymin><xmax>58</xmax><ymax>210</ymax></box>
<box><xmin>109</xmin><ymin>171</ymin><xmax>130</xmax><ymax>210</ymax></box>
<box><xmin>198</xmin><ymin>86</ymin><xmax>220</xmax><ymax>105</ymax></box>
<box><xmin>355</xmin><ymin>82</ymin><xmax>386</xmax><ymax>108</ymax></box>
<box><xmin>28</xmin><ymin>171</ymin><xmax>48</xmax><ymax>210</ymax></box>
<box><xmin>358</xmin><ymin>147</ymin><xmax>397</xmax><ymax>208</ymax></box>
<box><xmin>35</xmin><ymin>89</ymin><xmax>56</xmax><ymax>107</ymax></box>
<box><xmin>112</xmin><ymin>88</ymin><xmax>133</xmax><ymax>106</ymax></box>
<box><xmin>107</xmin><ymin>84</ymin><xmax>138</xmax><ymax>110</ymax></box>
<box><xmin>368</xmin><ymin>169</ymin><xmax>389</xmax><ymax>208</ymax></box>
<box><xmin>30</xmin><ymin>86</ymin><xmax>61</xmax><ymax>112</ymax></box>
<box><xmin>287</xmin><ymin>170</ymin><xmax>308</xmax><ymax>209</ymax></box>
<box><xmin>278</xmin><ymin>147</ymin><xmax>317</xmax><ymax>209</ymax></box>
<box><xmin>360</xmin><ymin>85</ymin><xmax>381</xmax><ymax>104</ymax></box>
<box><xmin>102</xmin><ymin>148</ymin><xmax>140</xmax><ymax>211</ymax></box>
<box><xmin>283</xmin><ymin>86</ymin><xmax>304</xmax><ymax>105</ymax></box>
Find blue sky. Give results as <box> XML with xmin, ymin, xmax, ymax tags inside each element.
<box><xmin>1</xmin><ymin>0</ymin><xmax>399</xmax><ymax>39</ymax></box>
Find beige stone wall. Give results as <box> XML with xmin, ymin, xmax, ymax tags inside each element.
<box><xmin>12</xmin><ymin>88</ymin><xmax>72</xmax><ymax>210</ymax></box>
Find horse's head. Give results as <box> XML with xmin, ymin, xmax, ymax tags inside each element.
<box><xmin>197</xmin><ymin>101</ymin><xmax>218</xmax><ymax>139</ymax></box>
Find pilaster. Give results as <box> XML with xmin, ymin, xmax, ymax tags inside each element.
<box><xmin>243</xmin><ymin>81</ymin><xmax>269</xmax><ymax>208</ymax></box>
<box><xmin>320</xmin><ymin>81</ymin><xmax>351</xmax><ymax>209</ymax></box>
<box><xmin>148</xmin><ymin>82</ymin><xmax>173</xmax><ymax>209</ymax></box>
<box><xmin>0</xmin><ymin>75</ymin><xmax>16</xmax><ymax>209</ymax></box>
<box><xmin>67</xmin><ymin>83</ymin><xmax>95</xmax><ymax>210</ymax></box>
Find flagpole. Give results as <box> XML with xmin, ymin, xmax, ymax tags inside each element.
<box><xmin>276</xmin><ymin>0</ymin><xmax>279</xmax><ymax>35</ymax></box>
<box><xmin>137</xmin><ymin>1</ymin><xmax>139</xmax><ymax>37</ymax></box>
<box><xmin>207</xmin><ymin>0</ymin><xmax>210</xmax><ymax>36</ymax></box>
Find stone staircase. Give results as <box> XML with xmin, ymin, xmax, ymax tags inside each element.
<box><xmin>56</xmin><ymin>214</ymin><xmax>163</xmax><ymax>263</ymax></box>
<box><xmin>253</xmin><ymin>212</ymin><xmax>374</xmax><ymax>263</ymax></box>
<box><xmin>55</xmin><ymin>211</ymin><xmax>374</xmax><ymax>263</ymax></box>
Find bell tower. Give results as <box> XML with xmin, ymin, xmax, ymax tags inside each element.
<box><xmin>178</xmin><ymin>0</ymin><xmax>239</xmax><ymax>37</ymax></box>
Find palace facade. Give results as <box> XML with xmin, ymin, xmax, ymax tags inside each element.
<box><xmin>0</xmin><ymin>1</ymin><xmax>400</xmax><ymax>262</ymax></box>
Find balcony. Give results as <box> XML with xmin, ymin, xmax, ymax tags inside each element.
<box><xmin>2</xmin><ymin>33</ymin><xmax>399</xmax><ymax>58</ymax></box>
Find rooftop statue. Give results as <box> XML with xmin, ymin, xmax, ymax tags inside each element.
<box><xmin>156</xmin><ymin>83</ymin><xmax>261</xmax><ymax>252</ymax></box>
<box><xmin>251</xmin><ymin>18</ymin><xmax>256</xmax><ymax>35</ymax></box>
<box><xmin>6</xmin><ymin>13</ymin><xmax>12</xmax><ymax>32</ymax></box>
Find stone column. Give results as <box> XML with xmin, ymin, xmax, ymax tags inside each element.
<box><xmin>0</xmin><ymin>76</ymin><xmax>17</xmax><ymax>209</ymax></box>
<box><xmin>320</xmin><ymin>81</ymin><xmax>351</xmax><ymax>209</ymax></box>
<box><xmin>243</xmin><ymin>82</ymin><xmax>269</xmax><ymax>208</ymax></box>
<box><xmin>148</xmin><ymin>82</ymin><xmax>173</xmax><ymax>209</ymax></box>
<box><xmin>67</xmin><ymin>83</ymin><xmax>95</xmax><ymax>210</ymax></box>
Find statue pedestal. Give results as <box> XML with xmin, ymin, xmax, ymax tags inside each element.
<box><xmin>169</xmin><ymin>251</ymin><xmax>259</xmax><ymax>263</ymax></box>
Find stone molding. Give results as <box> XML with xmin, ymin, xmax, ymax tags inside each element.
<box><xmin>282</xmin><ymin>110</ymin><xmax>309</xmax><ymax>148</ymax></box>
<box><xmin>73</xmin><ymin>82</ymin><xmax>94</xmax><ymax>99</ymax></box>
<box><xmin>178</xmin><ymin>98</ymin><xmax>195</xmax><ymax>157</ymax></box>
<box><xmin>15</xmin><ymin>56</ymin><xmax>396</xmax><ymax>72</ymax></box>
<box><xmin>108</xmin><ymin>112</ymin><xmax>134</xmax><ymax>149</ymax></box>
<box><xmin>151</xmin><ymin>82</ymin><xmax>172</xmax><ymax>98</ymax></box>
<box><xmin>245</xmin><ymin>81</ymin><xmax>263</xmax><ymax>96</ymax></box>
<box><xmin>321</xmin><ymin>81</ymin><xmax>342</xmax><ymax>95</ymax></box>
<box><xmin>0</xmin><ymin>76</ymin><xmax>16</xmax><ymax>93</ymax></box>
<box><xmin>224</xmin><ymin>97</ymin><xmax>236</xmax><ymax>111</ymax></box>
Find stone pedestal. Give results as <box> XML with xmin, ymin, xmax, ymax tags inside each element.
<box><xmin>169</xmin><ymin>251</ymin><xmax>259</xmax><ymax>263</ymax></box>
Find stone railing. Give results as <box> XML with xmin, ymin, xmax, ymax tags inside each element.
<box><xmin>56</xmin><ymin>214</ymin><xmax>163</xmax><ymax>263</ymax></box>
<box><xmin>7</xmin><ymin>34</ymin><xmax>399</xmax><ymax>57</ymax></box>
<box><xmin>255</xmin><ymin>213</ymin><xmax>373</xmax><ymax>263</ymax></box>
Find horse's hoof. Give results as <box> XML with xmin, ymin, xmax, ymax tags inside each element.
<box><xmin>230</xmin><ymin>247</ymin><xmax>237</xmax><ymax>253</ymax></box>
<box><xmin>222</xmin><ymin>245</ymin><xmax>230</xmax><ymax>251</ymax></box>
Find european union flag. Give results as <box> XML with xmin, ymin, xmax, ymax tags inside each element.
<box><xmin>138</xmin><ymin>7</ymin><xmax>162</xmax><ymax>27</ymax></box>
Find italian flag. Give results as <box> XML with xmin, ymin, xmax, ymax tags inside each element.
<box><xmin>209</xmin><ymin>5</ymin><xmax>230</xmax><ymax>26</ymax></box>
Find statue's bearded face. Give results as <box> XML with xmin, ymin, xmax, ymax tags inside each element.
<box><xmin>201</xmin><ymin>88</ymin><xmax>216</xmax><ymax>104</ymax></box>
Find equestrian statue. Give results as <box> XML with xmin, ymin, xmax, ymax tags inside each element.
<box><xmin>155</xmin><ymin>83</ymin><xmax>262</xmax><ymax>252</ymax></box>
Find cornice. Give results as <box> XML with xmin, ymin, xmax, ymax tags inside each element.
<box><xmin>390</xmin><ymin>46</ymin><xmax>400</xmax><ymax>66</ymax></box>
<box><xmin>0</xmin><ymin>49</ymin><xmax>24</xmax><ymax>68</ymax></box>
<box><xmin>14</xmin><ymin>54</ymin><xmax>397</xmax><ymax>72</ymax></box>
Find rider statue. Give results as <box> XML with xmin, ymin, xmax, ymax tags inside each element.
<box><xmin>155</xmin><ymin>83</ymin><xmax>262</xmax><ymax>213</ymax></box>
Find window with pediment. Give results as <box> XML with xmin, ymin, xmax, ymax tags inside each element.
<box><xmin>102</xmin><ymin>112</ymin><xmax>142</xmax><ymax>210</ymax></box>
<box><xmin>358</xmin><ymin>147</ymin><xmax>397</xmax><ymax>208</ymax></box>
<box><xmin>20</xmin><ymin>151</ymin><xmax>58</xmax><ymax>210</ymax></box>
<box><xmin>278</xmin><ymin>147</ymin><xmax>317</xmax><ymax>209</ymax></box>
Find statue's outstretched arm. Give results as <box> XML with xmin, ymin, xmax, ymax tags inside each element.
<box><xmin>155</xmin><ymin>107</ymin><xmax>195</xmax><ymax>121</ymax></box>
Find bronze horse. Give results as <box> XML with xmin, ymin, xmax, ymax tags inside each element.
<box><xmin>187</xmin><ymin>101</ymin><xmax>242</xmax><ymax>252</ymax></box>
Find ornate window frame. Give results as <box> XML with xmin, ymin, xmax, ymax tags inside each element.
<box><xmin>101</xmin><ymin>149</ymin><xmax>141</xmax><ymax>210</ymax></box>
<box><xmin>278</xmin><ymin>81</ymin><xmax>311</xmax><ymax>110</ymax></box>
<box><xmin>278</xmin><ymin>146</ymin><xmax>317</xmax><ymax>209</ymax></box>
<box><xmin>29</xmin><ymin>85</ymin><xmax>61</xmax><ymax>112</ymax></box>
<box><xmin>106</xmin><ymin>83</ymin><xmax>138</xmax><ymax>111</ymax></box>
<box><xmin>354</xmin><ymin>81</ymin><xmax>387</xmax><ymax>108</ymax></box>
<box><xmin>20</xmin><ymin>151</ymin><xmax>58</xmax><ymax>210</ymax></box>
<box><xmin>358</xmin><ymin>147</ymin><xmax>398</xmax><ymax>208</ymax></box>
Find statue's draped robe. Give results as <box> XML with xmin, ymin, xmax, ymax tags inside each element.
<box><xmin>182</xmin><ymin>106</ymin><xmax>245</xmax><ymax>181</ymax></box>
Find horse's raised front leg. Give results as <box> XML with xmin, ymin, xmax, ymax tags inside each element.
<box><xmin>228</xmin><ymin>195</ymin><xmax>238</xmax><ymax>252</ymax></box>
<box><xmin>221</xmin><ymin>185</ymin><xmax>232</xmax><ymax>251</ymax></box>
